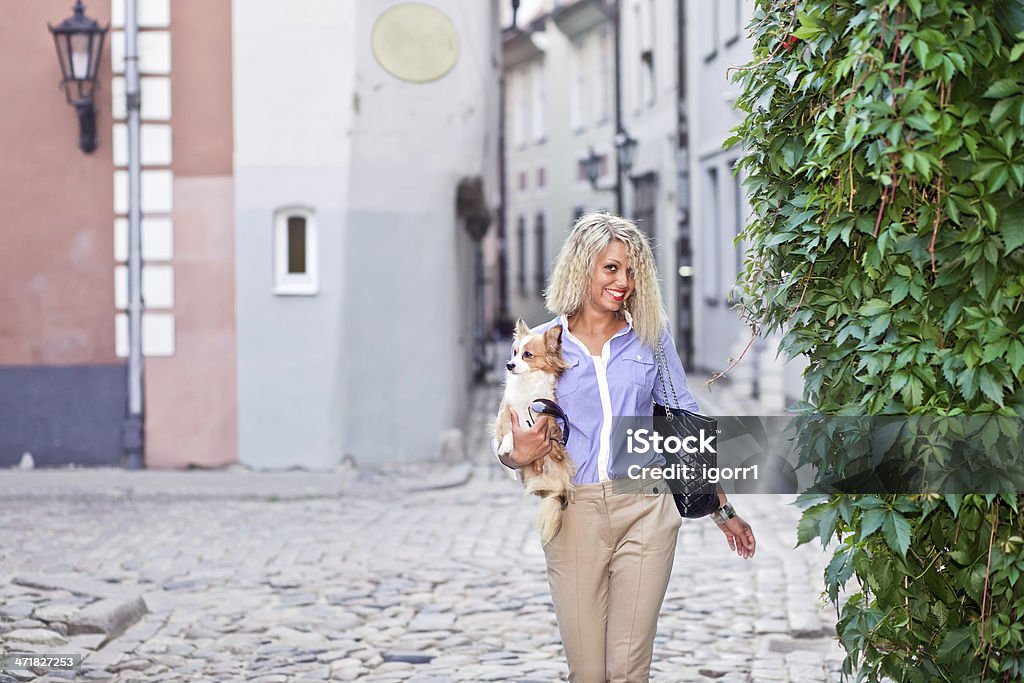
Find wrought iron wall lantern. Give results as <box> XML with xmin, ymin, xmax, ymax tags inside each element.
<box><xmin>48</xmin><ymin>1</ymin><xmax>109</xmax><ymax>153</ymax></box>
<box><xmin>582</xmin><ymin>128</ymin><xmax>638</xmax><ymax>191</ymax></box>
<box><xmin>582</xmin><ymin>147</ymin><xmax>605</xmax><ymax>188</ymax></box>
<box><xmin>614</xmin><ymin>129</ymin><xmax>637</xmax><ymax>176</ymax></box>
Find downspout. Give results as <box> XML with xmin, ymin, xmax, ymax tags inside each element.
<box><xmin>612</xmin><ymin>0</ymin><xmax>624</xmax><ymax>215</ymax></box>
<box><xmin>123</xmin><ymin>0</ymin><xmax>145</xmax><ymax>468</ymax></box>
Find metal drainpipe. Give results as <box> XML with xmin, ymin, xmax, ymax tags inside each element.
<box><xmin>676</xmin><ymin>0</ymin><xmax>694</xmax><ymax>368</ymax></box>
<box><xmin>123</xmin><ymin>0</ymin><xmax>144</xmax><ymax>469</ymax></box>
<box><xmin>612</xmin><ymin>0</ymin><xmax>624</xmax><ymax>215</ymax></box>
<box><xmin>496</xmin><ymin>0</ymin><xmax>516</xmax><ymax>333</ymax></box>
<box><xmin>497</xmin><ymin>71</ymin><xmax>510</xmax><ymax>332</ymax></box>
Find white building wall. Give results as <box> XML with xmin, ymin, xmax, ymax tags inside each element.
<box><xmin>233</xmin><ymin>0</ymin><xmax>355</xmax><ymax>470</ymax></box>
<box><xmin>685</xmin><ymin>0</ymin><xmax>805</xmax><ymax>410</ymax></box>
<box><xmin>235</xmin><ymin>0</ymin><xmax>499</xmax><ymax>468</ymax></box>
<box><xmin>342</xmin><ymin>0</ymin><xmax>500</xmax><ymax>463</ymax></box>
<box><xmin>619</xmin><ymin>0</ymin><xmax>683</xmax><ymax>340</ymax></box>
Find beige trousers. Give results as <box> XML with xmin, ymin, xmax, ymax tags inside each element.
<box><xmin>542</xmin><ymin>477</ymin><xmax>682</xmax><ymax>683</ymax></box>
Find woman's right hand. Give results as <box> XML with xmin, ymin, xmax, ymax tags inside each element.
<box><xmin>509</xmin><ymin>410</ymin><xmax>554</xmax><ymax>467</ymax></box>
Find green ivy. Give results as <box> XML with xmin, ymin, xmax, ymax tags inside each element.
<box><xmin>728</xmin><ymin>0</ymin><xmax>1024</xmax><ymax>680</ymax></box>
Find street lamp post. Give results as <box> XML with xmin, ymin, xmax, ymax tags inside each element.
<box><xmin>48</xmin><ymin>0</ymin><xmax>108</xmax><ymax>153</ymax></box>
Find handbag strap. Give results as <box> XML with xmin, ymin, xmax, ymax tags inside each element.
<box><xmin>529</xmin><ymin>398</ymin><xmax>571</xmax><ymax>446</ymax></box>
<box><xmin>654</xmin><ymin>340</ymin><xmax>682</xmax><ymax>417</ymax></box>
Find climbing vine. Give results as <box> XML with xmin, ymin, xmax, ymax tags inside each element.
<box><xmin>728</xmin><ymin>0</ymin><xmax>1024</xmax><ymax>679</ymax></box>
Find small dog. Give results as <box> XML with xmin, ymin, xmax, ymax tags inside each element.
<box><xmin>494</xmin><ymin>320</ymin><xmax>576</xmax><ymax>545</ymax></box>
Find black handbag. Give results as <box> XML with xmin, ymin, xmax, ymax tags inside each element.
<box><xmin>653</xmin><ymin>341</ymin><xmax>721</xmax><ymax>519</ymax></box>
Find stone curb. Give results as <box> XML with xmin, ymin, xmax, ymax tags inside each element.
<box><xmin>7</xmin><ymin>576</ymin><xmax>148</xmax><ymax>648</ymax></box>
<box><xmin>0</xmin><ymin>462</ymin><xmax>475</xmax><ymax>502</ymax></box>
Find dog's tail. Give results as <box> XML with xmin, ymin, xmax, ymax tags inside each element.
<box><xmin>535</xmin><ymin>491</ymin><xmax>567</xmax><ymax>546</ymax></box>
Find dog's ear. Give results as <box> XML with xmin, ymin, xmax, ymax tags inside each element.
<box><xmin>544</xmin><ymin>325</ymin><xmax>563</xmax><ymax>351</ymax></box>
<box><xmin>515</xmin><ymin>319</ymin><xmax>531</xmax><ymax>339</ymax></box>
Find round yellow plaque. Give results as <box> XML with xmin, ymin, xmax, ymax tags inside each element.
<box><xmin>371</xmin><ymin>3</ymin><xmax>460</xmax><ymax>83</ymax></box>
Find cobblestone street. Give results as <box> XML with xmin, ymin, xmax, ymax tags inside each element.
<box><xmin>0</xmin><ymin>376</ymin><xmax>846</xmax><ymax>682</ymax></box>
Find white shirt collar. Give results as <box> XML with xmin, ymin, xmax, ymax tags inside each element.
<box><xmin>558</xmin><ymin>310</ymin><xmax>634</xmax><ymax>335</ymax></box>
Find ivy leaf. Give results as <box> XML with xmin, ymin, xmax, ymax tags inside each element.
<box><xmin>998</xmin><ymin>203</ymin><xmax>1024</xmax><ymax>255</ymax></box>
<box><xmin>983</xmin><ymin>79</ymin><xmax>1022</xmax><ymax>99</ymax></box>
<box><xmin>868</xmin><ymin>314</ymin><xmax>892</xmax><ymax>339</ymax></box>
<box><xmin>825</xmin><ymin>548</ymin><xmax>856</xmax><ymax>601</ymax></box>
<box><xmin>972</xmin><ymin>262</ymin><xmax>997</xmax><ymax>298</ymax></box>
<box><xmin>792</xmin><ymin>24</ymin><xmax>821</xmax><ymax>40</ymax></box>
<box><xmin>980</xmin><ymin>338</ymin><xmax>1010</xmax><ymax>364</ymax></box>
<box><xmin>797</xmin><ymin>503</ymin><xmax>829</xmax><ymax>546</ymax></box>
<box><xmin>958</xmin><ymin>368</ymin><xmax>979</xmax><ymax>401</ymax></box>
<box><xmin>901</xmin><ymin>376</ymin><xmax>924</xmax><ymax>407</ymax></box>
<box><xmin>1007</xmin><ymin>340</ymin><xmax>1024</xmax><ymax>374</ymax></box>
<box><xmin>911</xmin><ymin>38</ymin><xmax>930</xmax><ymax>67</ymax></box>
<box><xmin>978</xmin><ymin>366</ymin><xmax>1006</xmax><ymax>407</ymax></box>
<box><xmin>881</xmin><ymin>511</ymin><xmax>912</xmax><ymax>557</ymax></box>
<box><xmin>944</xmin><ymin>494</ymin><xmax>964</xmax><ymax>518</ymax></box>
<box><xmin>859</xmin><ymin>507</ymin><xmax>887</xmax><ymax>541</ymax></box>
<box><xmin>817</xmin><ymin>505</ymin><xmax>840</xmax><ymax>548</ymax></box>
<box><xmin>937</xmin><ymin>626</ymin><xmax>977</xmax><ymax>662</ymax></box>
<box><xmin>859</xmin><ymin>299</ymin><xmax>891</xmax><ymax>316</ymax></box>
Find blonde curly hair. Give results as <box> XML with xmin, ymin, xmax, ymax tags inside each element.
<box><xmin>545</xmin><ymin>211</ymin><xmax>667</xmax><ymax>349</ymax></box>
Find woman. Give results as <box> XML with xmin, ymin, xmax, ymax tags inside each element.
<box><xmin>496</xmin><ymin>212</ymin><xmax>756</xmax><ymax>683</ymax></box>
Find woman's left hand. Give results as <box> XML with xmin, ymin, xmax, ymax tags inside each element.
<box><xmin>718</xmin><ymin>516</ymin><xmax>756</xmax><ymax>559</ymax></box>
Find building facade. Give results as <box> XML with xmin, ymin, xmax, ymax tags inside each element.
<box><xmin>495</xmin><ymin>0</ymin><xmax>803</xmax><ymax>409</ymax></box>
<box><xmin>685</xmin><ymin>0</ymin><xmax>804</xmax><ymax>410</ymax></box>
<box><xmin>1</xmin><ymin>0</ymin><xmax>499</xmax><ymax>469</ymax></box>
<box><xmin>502</xmin><ymin>0</ymin><xmax>616</xmax><ymax>328</ymax></box>
<box><xmin>498</xmin><ymin>0</ymin><xmax>688</xmax><ymax>363</ymax></box>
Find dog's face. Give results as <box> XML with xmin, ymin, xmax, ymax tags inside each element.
<box><xmin>506</xmin><ymin>321</ymin><xmax>567</xmax><ymax>376</ymax></box>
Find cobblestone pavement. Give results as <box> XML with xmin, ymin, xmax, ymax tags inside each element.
<box><xmin>0</xmin><ymin>373</ymin><xmax>847</xmax><ymax>682</ymax></box>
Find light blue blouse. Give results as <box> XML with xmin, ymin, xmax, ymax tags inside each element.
<box><xmin>497</xmin><ymin>313</ymin><xmax>700</xmax><ymax>485</ymax></box>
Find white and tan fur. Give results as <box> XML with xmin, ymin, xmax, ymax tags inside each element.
<box><xmin>494</xmin><ymin>320</ymin><xmax>576</xmax><ymax>545</ymax></box>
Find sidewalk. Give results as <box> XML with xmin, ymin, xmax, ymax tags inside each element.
<box><xmin>0</xmin><ymin>372</ymin><xmax>846</xmax><ymax>683</ymax></box>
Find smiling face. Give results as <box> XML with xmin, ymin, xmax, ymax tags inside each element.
<box><xmin>586</xmin><ymin>239</ymin><xmax>635</xmax><ymax>314</ymax></box>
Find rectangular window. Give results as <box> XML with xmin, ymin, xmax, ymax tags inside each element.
<box><xmin>634</xmin><ymin>3</ymin><xmax>644</xmax><ymax>111</ymax></box>
<box><xmin>646</xmin><ymin>0</ymin><xmax>657</xmax><ymax>106</ymax></box>
<box><xmin>532</xmin><ymin>60</ymin><xmax>546</xmax><ymax>143</ymax></box>
<box><xmin>519</xmin><ymin>170</ymin><xmax>528</xmax><ymax>192</ymax></box>
<box><xmin>702</xmin><ymin>167</ymin><xmax>721</xmax><ymax>305</ymax></box>
<box><xmin>514</xmin><ymin>69</ymin><xmax>530</xmax><ymax>146</ymax></box>
<box><xmin>537</xmin><ymin>166</ymin><xmax>546</xmax><ymax>189</ymax></box>
<box><xmin>535</xmin><ymin>212</ymin><xmax>546</xmax><ymax>295</ymax></box>
<box><xmin>732</xmin><ymin>160</ymin><xmax>745</xmax><ymax>281</ymax></box>
<box><xmin>287</xmin><ymin>216</ymin><xmax>306</xmax><ymax>274</ymax></box>
<box><xmin>596</xmin><ymin>29</ymin><xmax>610</xmax><ymax>123</ymax></box>
<box><xmin>725</xmin><ymin>0</ymin><xmax>742</xmax><ymax>46</ymax></box>
<box><xmin>522</xmin><ymin>68</ymin><xmax>532</xmax><ymax>143</ymax></box>
<box><xmin>274</xmin><ymin>207</ymin><xmax>318</xmax><ymax>295</ymax></box>
<box><xmin>570</xmin><ymin>38</ymin><xmax>586</xmax><ymax>131</ymax></box>
<box><xmin>703</xmin><ymin>2</ymin><xmax>719</xmax><ymax>62</ymax></box>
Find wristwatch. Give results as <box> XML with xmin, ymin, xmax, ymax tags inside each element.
<box><xmin>710</xmin><ymin>502</ymin><xmax>736</xmax><ymax>527</ymax></box>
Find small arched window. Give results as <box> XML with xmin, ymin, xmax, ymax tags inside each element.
<box><xmin>273</xmin><ymin>206</ymin><xmax>318</xmax><ymax>295</ymax></box>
